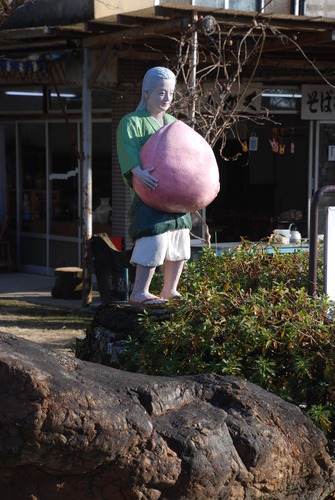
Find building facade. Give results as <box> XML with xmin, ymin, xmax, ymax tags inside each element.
<box><xmin>0</xmin><ymin>0</ymin><xmax>335</xmax><ymax>274</ymax></box>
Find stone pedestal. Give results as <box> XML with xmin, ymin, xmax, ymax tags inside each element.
<box><xmin>76</xmin><ymin>302</ymin><xmax>169</xmax><ymax>367</ymax></box>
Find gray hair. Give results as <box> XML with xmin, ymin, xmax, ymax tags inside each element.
<box><xmin>137</xmin><ymin>66</ymin><xmax>176</xmax><ymax>110</ymax></box>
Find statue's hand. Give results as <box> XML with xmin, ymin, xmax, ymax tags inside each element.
<box><xmin>132</xmin><ymin>166</ymin><xmax>158</xmax><ymax>191</ymax></box>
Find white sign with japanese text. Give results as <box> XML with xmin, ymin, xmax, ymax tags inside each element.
<box><xmin>302</xmin><ymin>85</ymin><xmax>335</xmax><ymax>120</ymax></box>
<box><xmin>197</xmin><ymin>83</ymin><xmax>263</xmax><ymax>114</ymax></box>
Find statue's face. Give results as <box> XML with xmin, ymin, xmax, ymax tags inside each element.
<box><xmin>146</xmin><ymin>78</ymin><xmax>175</xmax><ymax>116</ymax></box>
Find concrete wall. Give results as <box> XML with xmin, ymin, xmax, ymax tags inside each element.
<box><xmin>305</xmin><ymin>0</ymin><xmax>335</xmax><ymax>18</ymax></box>
<box><xmin>94</xmin><ymin>0</ymin><xmax>154</xmax><ymax>19</ymax></box>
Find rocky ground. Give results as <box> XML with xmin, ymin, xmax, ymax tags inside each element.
<box><xmin>0</xmin><ymin>299</ymin><xmax>94</xmax><ymax>356</ymax></box>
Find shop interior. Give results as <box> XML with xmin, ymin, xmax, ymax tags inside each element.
<box><xmin>206</xmin><ymin>116</ymin><xmax>309</xmax><ymax>243</ymax></box>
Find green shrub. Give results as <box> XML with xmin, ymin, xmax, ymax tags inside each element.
<box><xmin>121</xmin><ymin>241</ymin><xmax>335</xmax><ymax>436</ymax></box>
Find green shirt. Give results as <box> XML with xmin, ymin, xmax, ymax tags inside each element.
<box><xmin>117</xmin><ymin>109</ymin><xmax>177</xmax><ymax>196</ymax></box>
<box><xmin>116</xmin><ymin>109</ymin><xmax>192</xmax><ymax>242</ymax></box>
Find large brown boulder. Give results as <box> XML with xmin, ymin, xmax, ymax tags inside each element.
<box><xmin>0</xmin><ymin>332</ymin><xmax>334</xmax><ymax>499</ymax></box>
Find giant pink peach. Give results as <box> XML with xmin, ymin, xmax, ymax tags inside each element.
<box><xmin>132</xmin><ymin>120</ymin><xmax>220</xmax><ymax>213</ymax></box>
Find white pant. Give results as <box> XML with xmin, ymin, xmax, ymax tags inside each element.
<box><xmin>130</xmin><ymin>228</ymin><xmax>190</xmax><ymax>267</ymax></box>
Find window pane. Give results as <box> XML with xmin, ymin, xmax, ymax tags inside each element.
<box><xmin>92</xmin><ymin>122</ymin><xmax>113</xmax><ymax>233</ymax></box>
<box><xmin>19</xmin><ymin>123</ymin><xmax>46</xmax><ymax>233</ymax></box>
<box><xmin>263</xmin><ymin>0</ymin><xmax>292</xmax><ymax>14</ymax></box>
<box><xmin>3</xmin><ymin>124</ymin><xmax>16</xmax><ymax>226</ymax></box>
<box><xmin>49</xmin><ymin>122</ymin><xmax>79</xmax><ymax>236</ymax></box>
<box><xmin>229</xmin><ymin>0</ymin><xmax>257</xmax><ymax>11</ymax></box>
<box><xmin>48</xmin><ymin>87</ymin><xmax>81</xmax><ymax>111</ymax></box>
<box><xmin>0</xmin><ymin>88</ymin><xmax>43</xmax><ymax>112</ymax></box>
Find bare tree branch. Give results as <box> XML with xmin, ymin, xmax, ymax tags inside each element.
<box><xmin>0</xmin><ymin>0</ymin><xmax>33</xmax><ymax>27</ymax></box>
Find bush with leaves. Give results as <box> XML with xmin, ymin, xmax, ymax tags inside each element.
<box><xmin>121</xmin><ymin>241</ymin><xmax>335</xmax><ymax>437</ymax></box>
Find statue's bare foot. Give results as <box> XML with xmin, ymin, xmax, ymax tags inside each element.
<box><xmin>129</xmin><ymin>293</ymin><xmax>168</xmax><ymax>306</ymax></box>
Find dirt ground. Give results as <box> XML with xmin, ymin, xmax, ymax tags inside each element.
<box><xmin>0</xmin><ymin>299</ymin><xmax>94</xmax><ymax>356</ymax></box>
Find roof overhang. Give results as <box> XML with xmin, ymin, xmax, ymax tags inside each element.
<box><xmin>1</xmin><ymin>1</ymin><xmax>335</xmax><ymax>85</ymax></box>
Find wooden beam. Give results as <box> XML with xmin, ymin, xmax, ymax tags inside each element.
<box><xmin>88</xmin><ymin>44</ymin><xmax>113</xmax><ymax>88</ymax></box>
<box><xmin>261</xmin><ymin>30</ymin><xmax>334</xmax><ymax>54</ymax></box>
<box><xmin>214</xmin><ymin>11</ymin><xmax>335</xmax><ymax>32</ymax></box>
<box><xmin>256</xmin><ymin>55</ymin><xmax>335</xmax><ymax>71</ymax></box>
<box><xmin>83</xmin><ymin>18</ymin><xmax>188</xmax><ymax>49</ymax></box>
<box><xmin>117</xmin><ymin>49</ymin><xmax>165</xmax><ymax>60</ymax></box>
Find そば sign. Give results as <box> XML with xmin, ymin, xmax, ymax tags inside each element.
<box><xmin>302</xmin><ymin>85</ymin><xmax>335</xmax><ymax>120</ymax></box>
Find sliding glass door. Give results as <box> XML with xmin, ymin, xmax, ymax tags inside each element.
<box><xmin>314</xmin><ymin>122</ymin><xmax>335</xmax><ymax>235</ymax></box>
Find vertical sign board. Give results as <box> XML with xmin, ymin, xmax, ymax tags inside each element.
<box><xmin>324</xmin><ymin>207</ymin><xmax>335</xmax><ymax>302</ymax></box>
